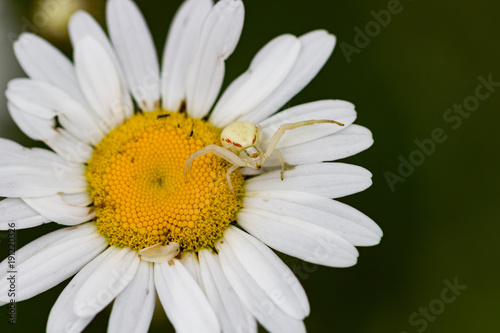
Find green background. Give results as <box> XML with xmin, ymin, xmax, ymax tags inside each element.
<box><xmin>1</xmin><ymin>0</ymin><xmax>499</xmax><ymax>332</ymax></box>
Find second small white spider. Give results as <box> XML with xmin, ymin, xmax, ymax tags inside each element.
<box><xmin>185</xmin><ymin>119</ymin><xmax>344</xmax><ymax>192</ymax></box>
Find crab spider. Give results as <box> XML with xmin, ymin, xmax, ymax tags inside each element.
<box><xmin>184</xmin><ymin>119</ymin><xmax>344</xmax><ymax>193</ymax></box>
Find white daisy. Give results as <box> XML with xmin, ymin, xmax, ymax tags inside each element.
<box><xmin>0</xmin><ymin>0</ymin><xmax>382</xmax><ymax>332</ymax></box>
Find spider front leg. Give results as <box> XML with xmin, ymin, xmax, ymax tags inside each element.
<box><xmin>225</xmin><ymin>164</ymin><xmax>241</xmax><ymax>194</ymax></box>
<box><xmin>273</xmin><ymin>149</ymin><xmax>285</xmax><ymax>180</ymax></box>
<box><xmin>263</xmin><ymin>120</ymin><xmax>344</xmax><ymax>179</ymax></box>
<box><xmin>184</xmin><ymin>144</ymin><xmax>246</xmax><ymax>191</ymax></box>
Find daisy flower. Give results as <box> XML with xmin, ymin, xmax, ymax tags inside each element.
<box><xmin>0</xmin><ymin>0</ymin><xmax>382</xmax><ymax>332</ymax></box>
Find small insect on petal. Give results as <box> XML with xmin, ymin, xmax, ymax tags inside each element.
<box><xmin>138</xmin><ymin>242</ymin><xmax>180</xmax><ymax>263</ymax></box>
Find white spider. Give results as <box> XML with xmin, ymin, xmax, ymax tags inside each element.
<box><xmin>184</xmin><ymin>119</ymin><xmax>344</xmax><ymax>192</ymax></box>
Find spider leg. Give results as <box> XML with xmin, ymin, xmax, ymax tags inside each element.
<box><xmin>272</xmin><ymin>149</ymin><xmax>285</xmax><ymax>180</ymax></box>
<box><xmin>226</xmin><ymin>164</ymin><xmax>240</xmax><ymax>194</ymax></box>
<box><xmin>184</xmin><ymin>144</ymin><xmax>246</xmax><ymax>185</ymax></box>
<box><xmin>263</xmin><ymin>119</ymin><xmax>344</xmax><ymax>160</ymax></box>
<box><xmin>185</xmin><ymin>145</ymin><xmax>214</xmax><ymax>182</ymax></box>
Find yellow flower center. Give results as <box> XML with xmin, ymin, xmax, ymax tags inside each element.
<box><xmin>86</xmin><ymin>111</ymin><xmax>244</xmax><ymax>252</ymax></box>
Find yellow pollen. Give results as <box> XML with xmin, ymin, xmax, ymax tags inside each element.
<box><xmin>86</xmin><ymin>111</ymin><xmax>244</xmax><ymax>252</ymax></box>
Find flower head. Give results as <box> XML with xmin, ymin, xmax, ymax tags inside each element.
<box><xmin>0</xmin><ymin>0</ymin><xmax>382</xmax><ymax>332</ymax></box>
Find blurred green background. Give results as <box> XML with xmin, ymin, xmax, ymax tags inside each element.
<box><xmin>1</xmin><ymin>0</ymin><xmax>499</xmax><ymax>332</ymax></box>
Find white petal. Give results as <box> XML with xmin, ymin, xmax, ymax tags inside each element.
<box><xmin>218</xmin><ymin>240</ymin><xmax>306</xmax><ymax>333</ymax></box>
<box><xmin>69</xmin><ymin>11</ymin><xmax>116</xmax><ymax>58</ymax></box>
<box><xmin>0</xmin><ymin>198</ymin><xmax>50</xmax><ymax>230</ymax></box>
<box><xmin>0</xmin><ymin>138</ymin><xmax>83</xmax><ymax>170</ymax></box>
<box><xmin>199</xmin><ymin>249</ymin><xmax>256</xmax><ymax>333</ymax></box>
<box><xmin>73</xmin><ymin>247</ymin><xmax>140</xmax><ymax>317</ymax></box>
<box><xmin>0</xmin><ymin>165</ymin><xmax>87</xmax><ymax>198</ymax></box>
<box><xmin>245</xmin><ymin>163</ymin><xmax>372</xmax><ymax>198</ymax></box>
<box><xmin>6</xmin><ymin>79</ymin><xmax>55</xmax><ymax>119</ymax></box>
<box><xmin>161</xmin><ymin>0</ymin><xmax>213</xmax><ymax>112</ymax></box>
<box><xmin>8</xmin><ymin>101</ymin><xmax>55</xmax><ymax>141</ymax></box>
<box><xmin>47</xmin><ymin>246</ymin><xmax>116</xmax><ymax>333</ymax></box>
<box><xmin>263</xmin><ymin>124</ymin><xmax>374</xmax><ymax>167</ymax></box>
<box><xmin>6</xmin><ymin>79</ymin><xmax>105</xmax><ymax>145</ymax></box>
<box><xmin>237</xmin><ymin>208</ymin><xmax>358</xmax><ymax>267</ymax></box>
<box><xmin>186</xmin><ymin>0</ymin><xmax>244</xmax><ymax>118</ymax></box>
<box><xmin>108</xmin><ymin>261</ymin><xmax>155</xmax><ymax>333</ymax></box>
<box><xmin>69</xmin><ymin>10</ymin><xmax>134</xmax><ymax>120</ymax></box>
<box><xmin>49</xmin><ymin>130</ymin><xmax>94</xmax><ymax>164</ymax></box>
<box><xmin>54</xmin><ymin>128</ymin><xmax>94</xmax><ymax>163</ymax></box>
<box><xmin>223</xmin><ymin>227</ymin><xmax>310</xmax><ymax>319</ymax></box>
<box><xmin>243</xmin><ymin>190</ymin><xmax>382</xmax><ymax>246</ymax></box>
<box><xmin>259</xmin><ymin>100</ymin><xmax>357</xmax><ymax>149</ymax></box>
<box><xmin>154</xmin><ymin>259</ymin><xmax>220</xmax><ymax>333</ymax></box>
<box><xmin>74</xmin><ymin>37</ymin><xmax>129</xmax><ymax>130</ymax></box>
<box><xmin>180</xmin><ymin>251</ymin><xmax>203</xmax><ymax>286</ymax></box>
<box><xmin>210</xmin><ymin>34</ymin><xmax>301</xmax><ymax>127</ymax></box>
<box><xmin>8</xmin><ymin>103</ymin><xmax>93</xmax><ymax>164</ymax></box>
<box><xmin>13</xmin><ymin>33</ymin><xmax>88</xmax><ymax>106</ymax></box>
<box><xmin>0</xmin><ymin>139</ymin><xmax>87</xmax><ymax>197</ymax></box>
<box><xmin>22</xmin><ymin>195</ymin><xmax>95</xmax><ymax>226</ymax></box>
<box><xmin>241</xmin><ymin>30</ymin><xmax>336</xmax><ymax>123</ymax></box>
<box><xmin>107</xmin><ymin>0</ymin><xmax>160</xmax><ymax>111</ymax></box>
<box><xmin>0</xmin><ymin>223</ymin><xmax>107</xmax><ymax>305</ymax></box>
<box><xmin>61</xmin><ymin>191</ymin><xmax>92</xmax><ymax>207</ymax></box>
<box><xmin>4</xmin><ymin>191</ymin><xmax>93</xmax><ymax>229</ymax></box>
